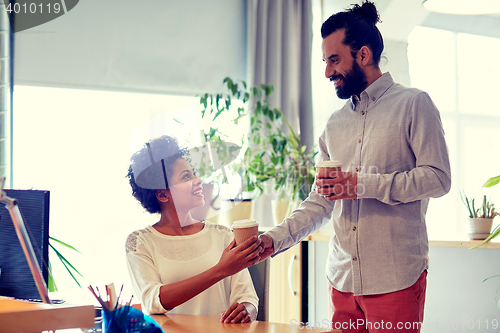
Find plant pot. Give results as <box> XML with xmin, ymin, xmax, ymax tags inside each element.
<box><xmin>217</xmin><ymin>199</ymin><xmax>253</xmax><ymax>228</ymax></box>
<box><xmin>271</xmin><ymin>200</ymin><xmax>301</xmax><ymax>226</ymax></box>
<box><xmin>468</xmin><ymin>218</ymin><xmax>494</xmax><ymax>240</ymax></box>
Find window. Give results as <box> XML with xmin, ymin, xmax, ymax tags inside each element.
<box><xmin>408</xmin><ymin>26</ymin><xmax>500</xmax><ymax>239</ymax></box>
<box><xmin>12</xmin><ymin>86</ymin><xmax>246</xmax><ymax>302</ymax></box>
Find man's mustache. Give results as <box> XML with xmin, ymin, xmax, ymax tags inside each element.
<box><xmin>329</xmin><ymin>74</ymin><xmax>344</xmax><ymax>82</ymax></box>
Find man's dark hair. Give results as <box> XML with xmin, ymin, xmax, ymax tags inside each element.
<box><xmin>127</xmin><ymin>135</ymin><xmax>189</xmax><ymax>214</ymax></box>
<box><xmin>321</xmin><ymin>1</ymin><xmax>383</xmax><ymax>66</ymax></box>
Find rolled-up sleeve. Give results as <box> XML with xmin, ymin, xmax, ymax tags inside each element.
<box><xmin>126</xmin><ymin>232</ymin><xmax>166</xmax><ymax>315</ymax></box>
<box><xmin>229</xmin><ymin>268</ymin><xmax>259</xmax><ymax>320</ymax></box>
<box><xmin>265</xmin><ymin>191</ymin><xmax>335</xmax><ymax>256</ymax></box>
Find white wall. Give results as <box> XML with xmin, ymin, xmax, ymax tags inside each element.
<box><xmin>423</xmin><ymin>246</ymin><xmax>500</xmax><ymax>333</ymax></box>
<box><xmin>309</xmin><ymin>241</ymin><xmax>500</xmax><ymax>332</ymax></box>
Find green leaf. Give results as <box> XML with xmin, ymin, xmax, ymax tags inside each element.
<box><xmin>47</xmin><ymin>260</ymin><xmax>57</xmax><ymax>292</ymax></box>
<box><xmin>237</xmin><ymin>107</ymin><xmax>245</xmax><ymax>116</ymax></box>
<box><xmin>213</xmin><ymin>108</ymin><xmax>224</xmax><ymax>121</ymax></box>
<box><xmin>215</xmin><ymin>94</ymin><xmax>221</xmax><ymax>111</ymax></box>
<box><xmin>261</xmin><ymin>84</ymin><xmax>274</xmax><ymax>96</ymax></box>
<box><xmin>460</xmin><ymin>191</ymin><xmax>474</xmax><ymax>218</ymax></box>
<box><xmin>482</xmin><ymin>274</ymin><xmax>500</xmax><ymax>283</ymax></box>
<box><xmin>231</xmin><ymin>82</ymin><xmax>238</xmax><ymax>95</ymax></box>
<box><xmin>50</xmin><ymin>244</ymin><xmax>83</xmax><ymax>278</ymax></box>
<box><xmin>243</xmin><ymin>92</ymin><xmax>250</xmax><ymax>103</ymax></box>
<box><xmin>253</xmin><ymin>87</ymin><xmax>262</xmax><ymax>99</ymax></box>
<box><xmin>274</xmin><ymin>109</ymin><xmax>281</xmax><ymax>120</ymax></box>
<box><xmin>255</xmin><ymin>101</ymin><xmax>262</xmax><ymax>116</ymax></box>
<box><xmin>49</xmin><ymin>236</ymin><xmax>81</xmax><ymax>253</ymax></box>
<box><xmin>251</xmin><ymin>116</ymin><xmax>257</xmax><ymax>127</ymax></box>
<box><xmin>483</xmin><ymin>175</ymin><xmax>500</xmax><ymax>188</ymax></box>
<box><xmin>288</xmin><ymin>132</ymin><xmax>299</xmax><ymax>148</ymax></box>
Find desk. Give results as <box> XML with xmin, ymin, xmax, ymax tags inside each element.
<box><xmin>151</xmin><ymin>314</ymin><xmax>341</xmax><ymax>333</ymax></box>
<box><xmin>0</xmin><ymin>298</ymin><xmax>94</xmax><ymax>332</ymax></box>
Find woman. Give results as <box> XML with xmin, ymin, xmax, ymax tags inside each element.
<box><xmin>125</xmin><ymin>135</ymin><xmax>260</xmax><ymax>323</ymax></box>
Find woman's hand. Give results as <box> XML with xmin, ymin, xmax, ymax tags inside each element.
<box><xmin>216</xmin><ymin>236</ymin><xmax>261</xmax><ymax>277</ymax></box>
<box><xmin>220</xmin><ymin>302</ymin><xmax>254</xmax><ymax>323</ymax></box>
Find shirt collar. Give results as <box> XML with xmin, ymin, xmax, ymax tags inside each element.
<box><xmin>350</xmin><ymin>72</ymin><xmax>394</xmax><ymax>109</ymax></box>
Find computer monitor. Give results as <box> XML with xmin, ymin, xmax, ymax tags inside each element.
<box><xmin>0</xmin><ymin>189</ymin><xmax>50</xmax><ymax>300</ymax></box>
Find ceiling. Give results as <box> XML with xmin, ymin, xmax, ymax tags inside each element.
<box><xmin>321</xmin><ymin>0</ymin><xmax>500</xmax><ymax>41</ymax></box>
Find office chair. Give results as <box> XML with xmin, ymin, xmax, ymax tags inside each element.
<box><xmin>247</xmin><ymin>258</ymin><xmax>270</xmax><ymax>321</ymax></box>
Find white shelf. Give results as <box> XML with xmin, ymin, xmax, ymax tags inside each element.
<box><xmin>307</xmin><ymin>230</ymin><xmax>500</xmax><ymax>249</ymax></box>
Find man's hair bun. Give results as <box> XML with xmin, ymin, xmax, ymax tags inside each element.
<box><xmin>320</xmin><ymin>0</ymin><xmax>384</xmax><ymax>67</ymax></box>
<box><xmin>350</xmin><ymin>1</ymin><xmax>380</xmax><ymax>25</ymax></box>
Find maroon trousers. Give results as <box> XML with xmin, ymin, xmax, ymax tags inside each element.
<box><xmin>328</xmin><ymin>271</ymin><xmax>427</xmax><ymax>332</ymax></box>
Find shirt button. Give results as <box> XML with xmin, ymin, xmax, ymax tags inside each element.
<box><xmin>361</xmin><ymin>111</ymin><xmax>365</xmax><ymax>116</ymax></box>
<box><xmin>352</xmin><ymin>226</ymin><xmax>357</xmax><ymax>231</ymax></box>
<box><xmin>353</xmin><ymin>256</ymin><xmax>358</xmax><ymax>261</ymax></box>
<box><xmin>372</xmin><ymin>97</ymin><xmax>376</xmax><ymax>101</ymax></box>
<box><xmin>358</xmin><ymin>139</ymin><xmax>362</xmax><ymax>143</ymax></box>
<box><xmin>355</xmin><ymin>167</ymin><xmax>359</xmax><ymax>172</ymax></box>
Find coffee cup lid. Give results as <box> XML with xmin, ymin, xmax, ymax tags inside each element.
<box><xmin>315</xmin><ymin>160</ymin><xmax>342</xmax><ymax>168</ymax></box>
<box><xmin>232</xmin><ymin>219</ymin><xmax>258</xmax><ymax>229</ymax></box>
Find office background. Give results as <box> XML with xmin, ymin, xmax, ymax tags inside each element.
<box><xmin>1</xmin><ymin>1</ymin><xmax>500</xmax><ymax>330</ymax></box>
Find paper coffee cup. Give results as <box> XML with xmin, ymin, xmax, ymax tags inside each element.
<box><xmin>315</xmin><ymin>160</ymin><xmax>342</xmax><ymax>179</ymax></box>
<box><xmin>232</xmin><ymin>219</ymin><xmax>259</xmax><ymax>246</ymax></box>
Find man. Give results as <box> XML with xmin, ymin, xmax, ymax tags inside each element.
<box><xmin>258</xmin><ymin>1</ymin><xmax>451</xmax><ymax>332</ymax></box>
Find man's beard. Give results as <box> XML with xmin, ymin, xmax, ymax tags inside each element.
<box><xmin>331</xmin><ymin>60</ymin><xmax>368</xmax><ymax>100</ymax></box>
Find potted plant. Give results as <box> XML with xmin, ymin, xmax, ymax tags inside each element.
<box><xmin>463</xmin><ymin>177</ymin><xmax>500</xmax><ymax>249</ymax></box>
<box><xmin>241</xmin><ymin>84</ymin><xmax>317</xmax><ymax>225</ymax></box>
<box><xmin>470</xmin><ymin>175</ymin><xmax>500</xmax><ymax>248</ymax></box>
<box><xmin>461</xmin><ymin>191</ymin><xmax>499</xmax><ymax>241</ymax></box>
<box><xmin>198</xmin><ymin>78</ymin><xmax>318</xmax><ymax>225</ymax></box>
<box><xmin>195</xmin><ymin>80</ymin><xmax>252</xmax><ymax>225</ymax></box>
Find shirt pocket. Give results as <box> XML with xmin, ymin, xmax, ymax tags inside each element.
<box><xmin>364</xmin><ymin>126</ymin><xmax>402</xmax><ymax>173</ymax></box>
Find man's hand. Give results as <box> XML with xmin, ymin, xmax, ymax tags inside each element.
<box><xmin>257</xmin><ymin>234</ymin><xmax>274</xmax><ymax>262</ymax></box>
<box><xmin>221</xmin><ymin>302</ymin><xmax>253</xmax><ymax>323</ymax></box>
<box><xmin>316</xmin><ymin>171</ymin><xmax>358</xmax><ymax>200</ymax></box>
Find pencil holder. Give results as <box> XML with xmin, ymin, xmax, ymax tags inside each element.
<box><xmin>102</xmin><ymin>306</ymin><xmax>163</xmax><ymax>333</ymax></box>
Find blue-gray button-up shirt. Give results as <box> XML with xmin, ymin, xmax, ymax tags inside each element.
<box><xmin>265</xmin><ymin>72</ymin><xmax>451</xmax><ymax>295</ymax></box>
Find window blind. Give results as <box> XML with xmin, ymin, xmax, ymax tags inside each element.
<box><xmin>13</xmin><ymin>0</ymin><xmax>247</xmax><ymax>95</ymax></box>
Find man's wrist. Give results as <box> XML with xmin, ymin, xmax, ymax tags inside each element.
<box><xmin>262</xmin><ymin>233</ymin><xmax>275</xmax><ymax>251</ymax></box>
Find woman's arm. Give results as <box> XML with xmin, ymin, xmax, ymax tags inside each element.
<box><xmin>158</xmin><ymin>236</ymin><xmax>261</xmax><ymax>310</ymax></box>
